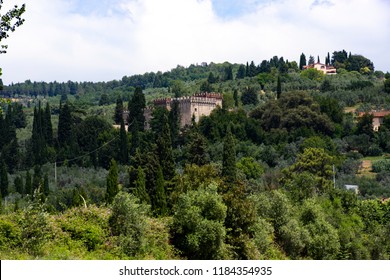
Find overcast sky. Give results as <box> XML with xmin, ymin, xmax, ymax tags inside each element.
<box><xmin>1</xmin><ymin>0</ymin><xmax>389</xmax><ymax>84</ymax></box>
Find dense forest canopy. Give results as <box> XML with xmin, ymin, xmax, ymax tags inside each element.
<box><xmin>0</xmin><ymin>49</ymin><xmax>390</xmax><ymax>260</ymax></box>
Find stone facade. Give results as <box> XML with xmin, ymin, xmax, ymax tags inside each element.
<box><xmin>303</xmin><ymin>62</ymin><xmax>337</xmax><ymax>75</ymax></box>
<box><xmin>123</xmin><ymin>92</ymin><xmax>223</xmax><ymax>129</ymax></box>
<box><xmin>151</xmin><ymin>92</ymin><xmax>223</xmax><ymax>127</ymax></box>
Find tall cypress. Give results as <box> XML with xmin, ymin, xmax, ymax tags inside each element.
<box><xmin>106</xmin><ymin>159</ymin><xmax>119</xmax><ymax>204</ymax></box>
<box><xmin>276</xmin><ymin>75</ymin><xmax>282</xmax><ymax>99</ymax></box>
<box><xmin>153</xmin><ymin>165</ymin><xmax>167</xmax><ymax>216</ymax></box>
<box><xmin>44</xmin><ymin>102</ymin><xmax>53</xmax><ymax>145</ymax></box>
<box><xmin>133</xmin><ymin>166</ymin><xmax>150</xmax><ymax>205</ymax></box>
<box><xmin>128</xmin><ymin>87</ymin><xmax>146</xmax><ymax>131</ymax></box>
<box><xmin>119</xmin><ymin>117</ymin><xmax>129</xmax><ymax>164</ymax></box>
<box><xmin>299</xmin><ymin>53</ymin><xmax>307</xmax><ymax>70</ymax></box>
<box><xmin>222</xmin><ymin>124</ymin><xmax>236</xmax><ymax>183</ymax></box>
<box><xmin>0</xmin><ymin>161</ymin><xmax>9</xmax><ymax>198</ymax></box>
<box><xmin>168</xmin><ymin>99</ymin><xmax>180</xmax><ymax>147</ymax></box>
<box><xmin>114</xmin><ymin>97</ymin><xmax>124</xmax><ymax>125</ymax></box>
<box><xmin>57</xmin><ymin>103</ymin><xmax>72</xmax><ymax>146</ymax></box>
<box><xmin>157</xmin><ymin>115</ymin><xmax>175</xmax><ymax>181</ymax></box>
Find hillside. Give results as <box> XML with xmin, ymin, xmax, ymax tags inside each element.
<box><xmin>1</xmin><ymin>50</ymin><xmax>390</xmax><ymax>260</ymax></box>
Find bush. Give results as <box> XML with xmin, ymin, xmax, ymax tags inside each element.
<box><xmin>109</xmin><ymin>192</ymin><xmax>150</xmax><ymax>257</ymax></box>
<box><xmin>372</xmin><ymin>160</ymin><xmax>390</xmax><ymax>173</ymax></box>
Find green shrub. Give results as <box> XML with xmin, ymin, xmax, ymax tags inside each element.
<box><xmin>372</xmin><ymin>160</ymin><xmax>390</xmax><ymax>173</ymax></box>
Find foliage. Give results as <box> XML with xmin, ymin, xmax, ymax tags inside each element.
<box><xmin>171</xmin><ymin>183</ymin><xmax>227</xmax><ymax>259</ymax></box>
<box><xmin>105</xmin><ymin>159</ymin><xmax>119</xmax><ymax>204</ymax></box>
<box><xmin>109</xmin><ymin>192</ymin><xmax>150</xmax><ymax>257</ymax></box>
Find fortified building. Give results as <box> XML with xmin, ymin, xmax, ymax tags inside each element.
<box><xmin>149</xmin><ymin>92</ymin><xmax>223</xmax><ymax>127</ymax></box>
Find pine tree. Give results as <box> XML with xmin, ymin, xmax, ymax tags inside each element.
<box><xmin>0</xmin><ymin>161</ymin><xmax>9</xmax><ymax>198</ymax></box>
<box><xmin>118</xmin><ymin>117</ymin><xmax>129</xmax><ymax>164</ymax></box>
<box><xmin>114</xmin><ymin>97</ymin><xmax>124</xmax><ymax>125</ymax></box>
<box><xmin>222</xmin><ymin>124</ymin><xmax>236</xmax><ymax>183</ymax></box>
<box><xmin>157</xmin><ymin>115</ymin><xmax>176</xmax><ymax>181</ymax></box>
<box><xmin>299</xmin><ymin>53</ymin><xmax>307</xmax><ymax>70</ymax></box>
<box><xmin>133</xmin><ymin>166</ymin><xmax>150</xmax><ymax>205</ymax></box>
<box><xmin>153</xmin><ymin>165</ymin><xmax>167</xmax><ymax>216</ymax></box>
<box><xmin>276</xmin><ymin>75</ymin><xmax>282</xmax><ymax>99</ymax></box>
<box><xmin>106</xmin><ymin>159</ymin><xmax>119</xmax><ymax>204</ymax></box>
<box><xmin>25</xmin><ymin>170</ymin><xmax>32</xmax><ymax>196</ymax></box>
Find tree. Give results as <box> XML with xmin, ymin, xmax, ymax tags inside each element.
<box><xmin>25</xmin><ymin>170</ymin><xmax>32</xmax><ymax>196</ymax></box>
<box><xmin>308</xmin><ymin>55</ymin><xmax>315</xmax><ymax>65</ymax></box>
<box><xmin>356</xmin><ymin>113</ymin><xmax>374</xmax><ymax>139</ymax></box>
<box><xmin>241</xmin><ymin>87</ymin><xmax>258</xmax><ymax>105</ymax></box>
<box><xmin>276</xmin><ymin>75</ymin><xmax>282</xmax><ymax>99</ymax></box>
<box><xmin>128</xmin><ymin>87</ymin><xmax>146</xmax><ymax>131</ymax></box>
<box><xmin>114</xmin><ymin>97</ymin><xmax>124</xmax><ymax>124</ymax></box>
<box><xmin>236</xmin><ymin>65</ymin><xmax>246</xmax><ymax>79</ymax></box>
<box><xmin>0</xmin><ymin>1</ymin><xmax>26</xmax><ymax>54</ymax></box>
<box><xmin>44</xmin><ymin>102</ymin><xmax>53</xmax><ymax>145</ymax></box>
<box><xmin>224</xmin><ymin>65</ymin><xmax>233</xmax><ymax>81</ymax></box>
<box><xmin>43</xmin><ymin>173</ymin><xmax>49</xmax><ymax>197</ymax></box>
<box><xmin>57</xmin><ymin>102</ymin><xmax>73</xmax><ymax>146</ymax></box>
<box><xmin>168</xmin><ymin>99</ymin><xmax>180</xmax><ymax>146</ymax></box>
<box><xmin>133</xmin><ymin>166</ymin><xmax>150</xmax><ymax>205</ymax></box>
<box><xmin>99</xmin><ymin>93</ymin><xmax>109</xmax><ymax>106</ymax></box>
<box><xmin>299</xmin><ymin>53</ymin><xmax>307</xmax><ymax>70</ymax></box>
<box><xmin>153</xmin><ymin>166</ymin><xmax>167</xmax><ymax>216</ymax></box>
<box><xmin>106</xmin><ymin>159</ymin><xmax>119</xmax><ymax>204</ymax></box>
<box><xmin>109</xmin><ymin>192</ymin><xmax>150</xmax><ymax>256</ymax></box>
<box><xmin>118</xmin><ymin>117</ymin><xmax>129</xmax><ymax>164</ymax></box>
<box><xmin>32</xmin><ymin>165</ymin><xmax>42</xmax><ymax>194</ymax></box>
<box><xmin>0</xmin><ymin>160</ymin><xmax>8</xmax><ymax>198</ymax></box>
<box><xmin>383</xmin><ymin>78</ymin><xmax>390</xmax><ymax>93</ymax></box>
<box><xmin>171</xmin><ymin>183</ymin><xmax>227</xmax><ymax>259</ymax></box>
<box><xmin>222</xmin><ymin>124</ymin><xmax>236</xmax><ymax>183</ymax></box>
<box><xmin>233</xmin><ymin>89</ymin><xmax>239</xmax><ymax>107</ymax></box>
<box><xmin>186</xmin><ymin>131</ymin><xmax>210</xmax><ymax>166</ymax></box>
<box><xmin>14</xmin><ymin>175</ymin><xmax>23</xmax><ymax>195</ymax></box>
<box><xmin>156</xmin><ymin>115</ymin><xmax>175</xmax><ymax>181</ymax></box>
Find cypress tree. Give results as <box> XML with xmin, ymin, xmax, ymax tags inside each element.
<box><xmin>157</xmin><ymin>115</ymin><xmax>175</xmax><ymax>181</ymax></box>
<box><xmin>106</xmin><ymin>159</ymin><xmax>119</xmax><ymax>204</ymax></box>
<box><xmin>317</xmin><ymin>56</ymin><xmax>320</xmax><ymax>63</ymax></box>
<box><xmin>153</xmin><ymin>165</ymin><xmax>167</xmax><ymax>216</ymax></box>
<box><xmin>233</xmin><ymin>89</ymin><xmax>239</xmax><ymax>107</ymax></box>
<box><xmin>299</xmin><ymin>53</ymin><xmax>307</xmax><ymax>70</ymax></box>
<box><xmin>168</xmin><ymin>99</ymin><xmax>180</xmax><ymax>147</ymax></box>
<box><xmin>25</xmin><ymin>170</ymin><xmax>32</xmax><ymax>196</ymax></box>
<box><xmin>44</xmin><ymin>103</ymin><xmax>53</xmax><ymax>145</ymax></box>
<box><xmin>114</xmin><ymin>97</ymin><xmax>124</xmax><ymax>125</ymax></box>
<box><xmin>276</xmin><ymin>75</ymin><xmax>282</xmax><ymax>99</ymax></box>
<box><xmin>119</xmin><ymin>117</ymin><xmax>129</xmax><ymax>164</ymax></box>
<box><xmin>128</xmin><ymin>87</ymin><xmax>146</xmax><ymax>131</ymax></box>
<box><xmin>187</xmin><ymin>131</ymin><xmax>209</xmax><ymax>166</ymax></box>
<box><xmin>0</xmin><ymin>161</ymin><xmax>9</xmax><ymax>198</ymax></box>
<box><xmin>58</xmin><ymin>102</ymin><xmax>72</xmax><ymax>146</ymax></box>
<box><xmin>236</xmin><ymin>65</ymin><xmax>246</xmax><ymax>79</ymax></box>
<box><xmin>222</xmin><ymin>124</ymin><xmax>236</xmax><ymax>183</ymax></box>
<box><xmin>133</xmin><ymin>166</ymin><xmax>150</xmax><ymax>205</ymax></box>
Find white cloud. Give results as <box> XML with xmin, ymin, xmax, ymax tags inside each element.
<box><xmin>1</xmin><ymin>0</ymin><xmax>389</xmax><ymax>84</ymax></box>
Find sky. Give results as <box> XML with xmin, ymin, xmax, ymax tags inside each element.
<box><xmin>1</xmin><ymin>0</ymin><xmax>389</xmax><ymax>84</ymax></box>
